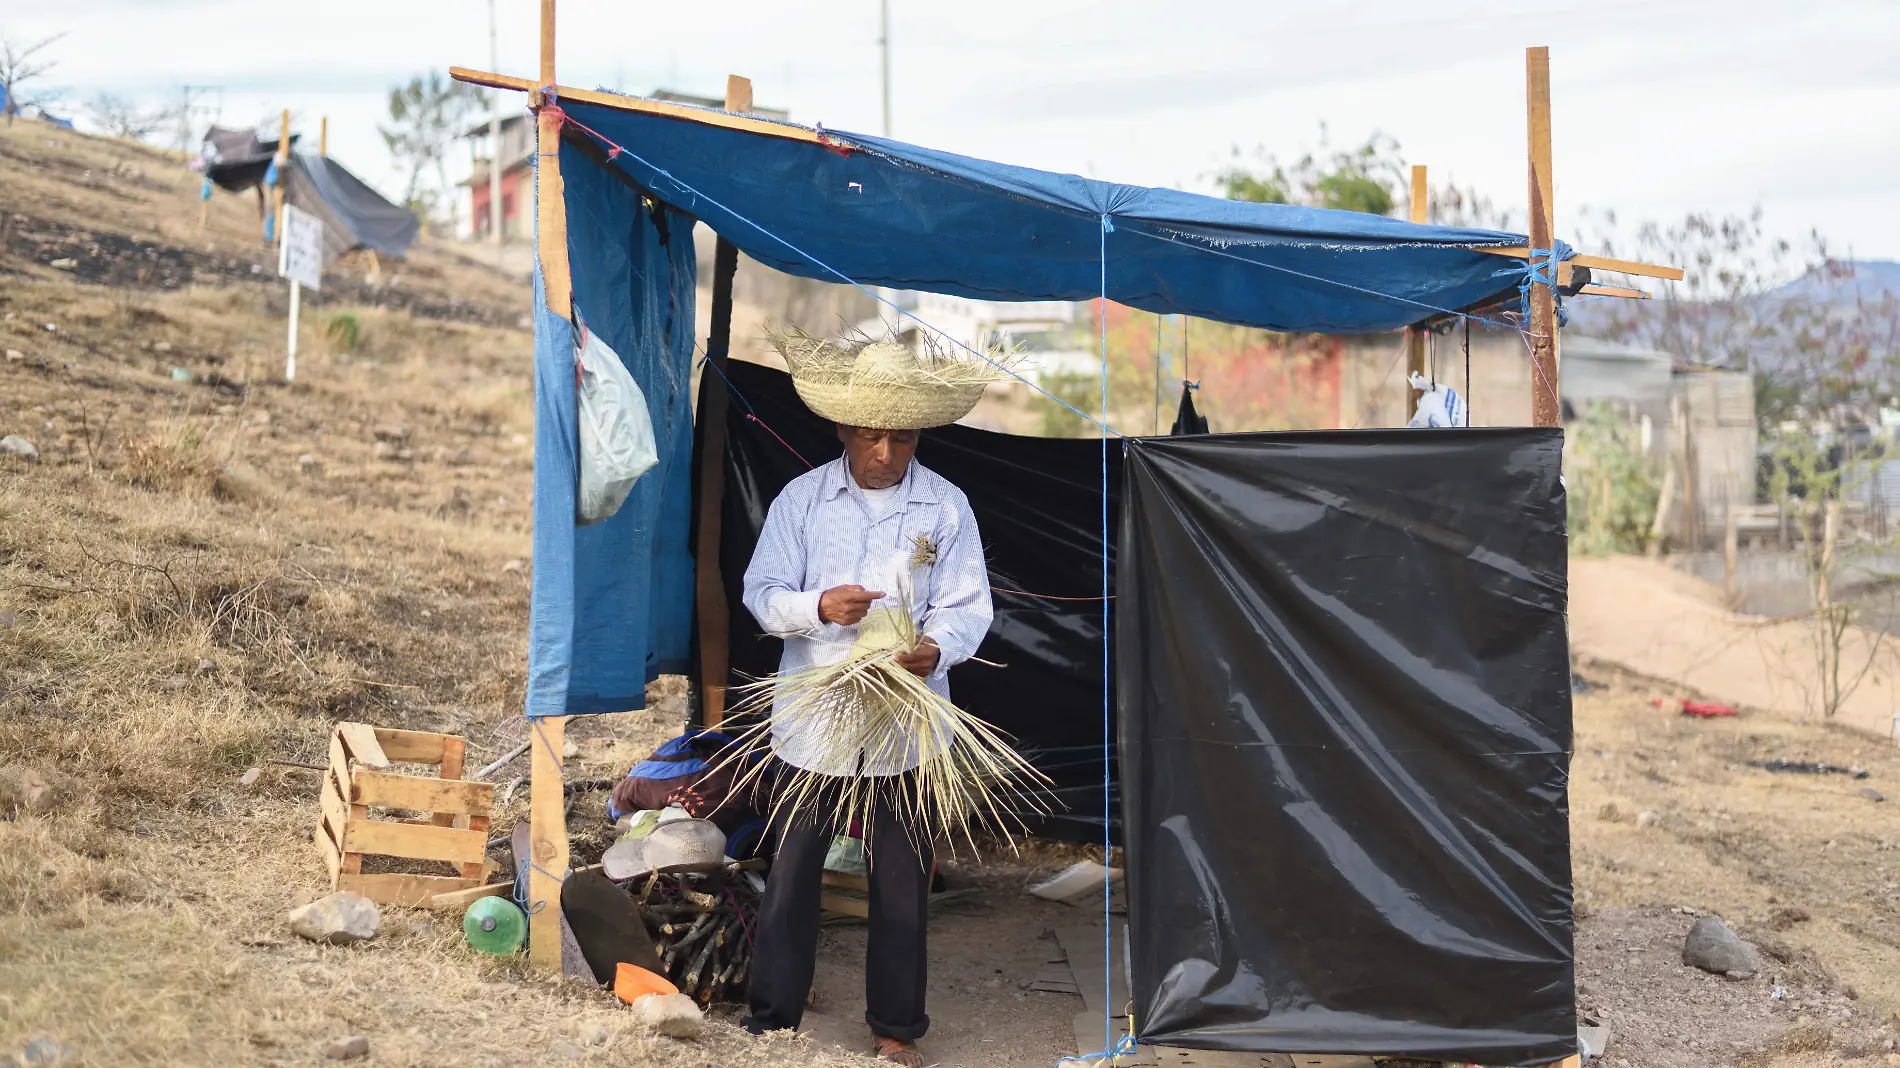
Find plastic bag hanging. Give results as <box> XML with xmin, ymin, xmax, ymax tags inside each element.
<box><xmin>1407</xmin><ymin>371</ymin><xmax>1468</xmax><ymax>428</ymax></box>
<box><xmin>574</xmin><ymin>320</ymin><xmax>659</xmax><ymax>526</ymax></box>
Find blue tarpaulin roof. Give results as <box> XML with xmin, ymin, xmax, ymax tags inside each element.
<box><xmin>559</xmin><ymin>96</ymin><xmax>1558</xmax><ymax>334</ymax></box>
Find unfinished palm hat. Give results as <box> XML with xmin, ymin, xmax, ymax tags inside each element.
<box><xmin>769</xmin><ymin>327</ymin><xmax>1017</xmax><ymax>430</ymax></box>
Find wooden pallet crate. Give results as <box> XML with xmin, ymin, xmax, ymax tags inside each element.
<box><xmin>313</xmin><ymin>721</ymin><xmax>495</xmax><ymax>908</ymax></box>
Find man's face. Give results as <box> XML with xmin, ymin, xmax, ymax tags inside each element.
<box><xmin>838</xmin><ymin>424</ymin><xmax>919</xmax><ymax>490</ymax></box>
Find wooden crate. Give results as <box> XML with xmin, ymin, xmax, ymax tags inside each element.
<box><xmin>313</xmin><ymin>721</ymin><xmax>495</xmax><ymax>908</ymax></box>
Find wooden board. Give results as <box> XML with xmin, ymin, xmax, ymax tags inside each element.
<box><xmin>328</xmin><ymin>733</ymin><xmax>353</xmax><ymax>797</ymax></box>
<box><xmin>340</xmin><ymin>818</ymin><xmax>489</xmax><ymax>866</ymax></box>
<box><xmin>821</xmin><ymin>871</ymin><xmax>870</xmax><ymax>892</ymax></box>
<box><xmin>527</xmin><ymin>714</ymin><xmax>569</xmax><ymax>971</ymax></box>
<box><xmin>336</xmin><ymin>722</ymin><xmax>390</xmax><ymax>769</ymax></box>
<box><xmin>320</xmin><ymin>771</ymin><xmax>351</xmax><ymax>844</ymax></box>
<box><xmin>430</xmin><ymin>881</ymin><xmax>509</xmax><ymax>909</ymax></box>
<box><xmin>1054</xmin><ymin>926</ymin><xmax>1128</xmax><ymax>1018</ymax></box>
<box><xmin>370</xmin><ymin>726</ymin><xmax>449</xmax><ymax>764</ymax></box>
<box><xmin>819</xmin><ymin>890</ymin><xmax>870</xmax><ymax>918</ymax></box>
<box><xmin>448</xmin><ymin>67</ymin><xmax>825</xmax><ymax>146</ymax></box>
<box><xmin>351</xmin><ymin>767</ymin><xmax>493</xmax><ymax>817</ymax></box>
<box><xmin>433</xmin><ymin>735</ymin><xmax>467</xmax><ymax>828</ymax></box>
<box><xmin>314</xmin><ymin>818</ymin><xmax>342</xmax><ymax>882</ymax></box>
<box><xmin>336</xmin><ymin>871</ymin><xmax>482</xmax><ymax>909</ymax></box>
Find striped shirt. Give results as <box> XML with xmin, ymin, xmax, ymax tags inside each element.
<box><xmin>741</xmin><ymin>455</ymin><xmax>993</xmax><ymax>776</ymax></box>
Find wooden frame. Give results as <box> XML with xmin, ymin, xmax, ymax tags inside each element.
<box><xmin>313</xmin><ymin>722</ymin><xmax>495</xmax><ymax>908</ymax></box>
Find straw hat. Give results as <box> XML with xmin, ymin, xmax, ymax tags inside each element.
<box><xmin>770</xmin><ymin>328</ymin><xmax>1016</xmax><ymax>431</ymax></box>
<box><xmin>602</xmin><ymin>818</ymin><xmax>728</xmax><ymax>881</ymax></box>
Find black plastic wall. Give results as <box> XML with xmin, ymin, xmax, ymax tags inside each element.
<box><xmin>1118</xmin><ymin>430</ymin><xmax>1575</xmax><ymax>1065</ymax></box>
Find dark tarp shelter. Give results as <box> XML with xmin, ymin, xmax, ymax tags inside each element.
<box><xmin>200</xmin><ymin>129</ymin><xmax>420</xmax><ymax>260</ymax></box>
<box><xmin>1119</xmin><ymin>431</ymin><xmax>1572</xmax><ymax>1064</ymax></box>
<box><xmin>522</xmin><ymin>93</ymin><xmax>1576</xmax><ymax>1063</ymax></box>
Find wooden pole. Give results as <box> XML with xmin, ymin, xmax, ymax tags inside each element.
<box><xmin>694</xmin><ymin>75</ymin><xmax>751</xmax><ymax>728</ymax></box>
<box><xmin>1404</xmin><ymin>163</ymin><xmax>1428</xmax><ymax>418</ymax></box>
<box><xmin>1525</xmin><ymin>47</ymin><xmax>1561</xmax><ymax>429</ymax></box>
<box><xmin>526</xmin><ymin>0</ymin><xmax>570</xmax><ymax>975</ymax></box>
<box><xmin>533</xmin><ymin>0</ymin><xmax>571</xmax><ymax>318</ymax></box>
<box><xmin>319</xmin><ymin>116</ymin><xmax>328</xmax><ymax>156</ymax></box>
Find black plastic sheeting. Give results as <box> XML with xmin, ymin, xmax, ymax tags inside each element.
<box><xmin>698</xmin><ymin>359</ymin><xmax>1122</xmax><ymax>842</ymax></box>
<box><xmin>1118</xmin><ymin>431</ymin><xmax>1575</xmax><ymax>1065</ymax></box>
<box><xmin>282</xmin><ymin>153</ymin><xmax>420</xmax><ymax>260</ymax></box>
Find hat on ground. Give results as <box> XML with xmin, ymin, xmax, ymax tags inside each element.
<box><xmin>769</xmin><ymin>328</ymin><xmax>1017</xmax><ymax>431</ymax></box>
<box><xmin>602</xmin><ymin>817</ymin><xmax>728</xmax><ymax>881</ymax></box>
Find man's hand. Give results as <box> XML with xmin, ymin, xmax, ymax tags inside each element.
<box><xmin>894</xmin><ymin>637</ymin><xmax>941</xmax><ymax>678</ymax></box>
<box><xmin>818</xmin><ymin>584</ymin><xmax>884</xmax><ymax>626</ymax></box>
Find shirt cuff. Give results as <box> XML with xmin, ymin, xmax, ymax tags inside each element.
<box><xmin>785</xmin><ymin>588</ymin><xmax>825</xmax><ymax>633</ymax></box>
<box><xmin>924</xmin><ymin>632</ymin><xmax>956</xmax><ymax>683</ymax></box>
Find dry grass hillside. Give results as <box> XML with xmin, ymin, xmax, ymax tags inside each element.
<box><xmin>0</xmin><ymin>120</ymin><xmax>869</xmax><ymax>1067</ymax></box>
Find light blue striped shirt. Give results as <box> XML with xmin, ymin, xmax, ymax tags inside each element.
<box><xmin>742</xmin><ymin>455</ymin><xmax>993</xmax><ymax>775</ymax></box>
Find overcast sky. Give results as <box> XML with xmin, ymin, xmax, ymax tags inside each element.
<box><xmin>11</xmin><ymin>0</ymin><xmax>1899</xmax><ymax>269</ymax></box>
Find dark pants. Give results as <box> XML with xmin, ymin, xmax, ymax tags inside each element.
<box><xmin>746</xmin><ymin>775</ymin><xmax>933</xmax><ymax>1041</ymax></box>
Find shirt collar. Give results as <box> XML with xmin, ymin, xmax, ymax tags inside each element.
<box><xmin>823</xmin><ymin>454</ymin><xmax>943</xmax><ymax>505</ymax></box>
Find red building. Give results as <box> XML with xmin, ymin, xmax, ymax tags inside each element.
<box><xmin>463</xmin><ymin>114</ymin><xmax>534</xmax><ymax>240</ymax></box>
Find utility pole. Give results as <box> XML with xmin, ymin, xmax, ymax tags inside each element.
<box><xmin>879</xmin><ymin>0</ymin><xmax>891</xmax><ymax>137</ymax></box>
<box><xmin>489</xmin><ymin>0</ymin><xmax>505</xmax><ymax>250</ymax></box>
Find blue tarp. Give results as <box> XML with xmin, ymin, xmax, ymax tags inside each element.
<box><xmin>527</xmin><ymin>140</ymin><xmax>698</xmax><ymax>717</ymax></box>
<box><xmin>558</xmin><ymin>97</ymin><xmax>1558</xmax><ymax>334</ymax></box>
<box><xmin>528</xmin><ymin>99</ymin><xmax>1563</xmax><ymax>717</ymax></box>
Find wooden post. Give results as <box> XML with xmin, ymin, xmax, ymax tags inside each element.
<box><xmin>1525</xmin><ymin>47</ymin><xmax>1561</xmax><ymax>429</ymax></box>
<box><xmin>534</xmin><ymin>0</ymin><xmax>571</xmax><ymax>318</ymax></box>
<box><xmin>319</xmin><ymin>116</ymin><xmax>328</xmax><ymax>156</ymax></box>
<box><xmin>694</xmin><ymin>75</ymin><xmax>751</xmax><ymax>728</ymax></box>
<box><xmin>527</xmin><ymin>714</ymin><xmax>567</xmax><ymax>972</ymax></box>
<box><xmin>1724</xmin><ymin>509</ymin><xmax>1740</xmax><ymax>606</ymax></box>
<box><xmin>1404</xmin><ymin>163</ymin><xmax>1428</xmax><ymax>418</ymax></box>
<box><xmin>526</xmin><ymin>0</ymin><xmax>571</xmax><ymax>975</ymax></box>
<box><xmin>1646</xmin><ymin>466</ymin><xmax>1675</xmax><ymax>559</ymax></box>
<box><xmin>272</xmin><ymin>108</ymin><xmax>290</xmax><ymax>249</ymax></box>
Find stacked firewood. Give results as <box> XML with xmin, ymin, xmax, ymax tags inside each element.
<box><xmin>625</xmin><ymin>866</ymin><xmax>763</xmax><ymax>1006</ymax></box>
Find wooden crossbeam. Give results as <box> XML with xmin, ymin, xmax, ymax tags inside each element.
<box><xmin>1578</xmin><ymin>283</ymin><xmax>1650</xmax><ymax>299</ymax></box>
<box><xmin>448</xmin><ymin>66</ymin><xmax>824</xmax><ymax>145</ymax></box>
<box><xmin>1475</xmin><ymin>246</ymin><xmax>1685</xmax><ymax>282</ymax></box>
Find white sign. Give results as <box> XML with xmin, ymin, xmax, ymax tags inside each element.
<box><xmin>277</xmin><ymin>203</ymin><xmax>324</xmax><ymax>292</ymax></box>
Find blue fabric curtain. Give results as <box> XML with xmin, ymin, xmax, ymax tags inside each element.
<box><xmin>526</xmin><ymin>140</ymin><xmax>698</xmax><ymax>717</ymax></box>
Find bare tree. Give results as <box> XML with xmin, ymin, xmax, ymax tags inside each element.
<box><xmin>87</xmin><ymin>93</ymin><xmax>166</xmax><ymax>141</ymax></box>
<box><xmin>379</xmin><ymin>71</ymin><xmax>482</xmax><ymax>225</ymax></box>
<box><xmin>1</xmin><ymin>31</ymin><xmax>65</xmax><ymax>126</ymax></box>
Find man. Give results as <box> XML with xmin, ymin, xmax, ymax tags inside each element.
<box><xmin>740</xmin><ymin>339</ymin><xmax>997</xmax><ymax>1067</ymax></box>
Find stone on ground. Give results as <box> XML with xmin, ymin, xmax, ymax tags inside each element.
<box><xmin>629</xmin><ymin>993</ymin><xmax>705</xmax><ymax>1038</ymax></box>
<box><xmin>0</xmin><ymin>436</ymin><xmax>39</xmax><ymax>462</ymax></box>
<box><xmin>324</xmin><ymin>1035</ymin><xmax>370</xmax><ymax>1060</ymax></box>
<box><xmin>17</xmin><ymin>1036</ymin><xmax>75</xmax><ymax>1066</ymax></box>
<box><xmin>1682</xmin><ymin>915</ymin><xmax>1762</xmax><ymax>975</ymax></box>
<box><xmin>289</xmin><ymin>891</ymin><xmax>382</xmax><ymax>945</ymax></box>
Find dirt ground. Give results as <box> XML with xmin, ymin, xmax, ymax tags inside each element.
<box><xmin>7</xmin><ymin>115</ymin><xmax>1900</xmax><ymax>1068</ymax></box>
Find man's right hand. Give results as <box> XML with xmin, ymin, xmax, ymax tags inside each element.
<box><xmin>818</xmin><ymin>584</ymin><xmax>884</xmax><ymax>626</ymax></box>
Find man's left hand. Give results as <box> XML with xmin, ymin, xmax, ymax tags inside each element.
<box><xmin>894</xmin><ymin>637</ymin><xmax>940</xmax><ymax>678</ymax></box>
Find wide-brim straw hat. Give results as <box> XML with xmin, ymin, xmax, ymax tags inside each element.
<box><xmin>771</xmin><ymin>329</ymin><xmax>1015</xmax><ymax>431</ymax></box>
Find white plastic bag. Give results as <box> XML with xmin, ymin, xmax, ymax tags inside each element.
<box><xmin>1407</xmin><ymin>371</ymin><xmax>1468</xmax><ymax>428</ymax></box>
<box><xmin>575</xmin><ymin>323</ymin><xmax>658</xmax><ymax>526</ymax></box>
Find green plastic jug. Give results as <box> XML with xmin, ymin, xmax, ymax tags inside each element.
<box><xmin>463</xmin><ymin>896</ymin><xmax>526</xmax><ymax>955</ymax></box>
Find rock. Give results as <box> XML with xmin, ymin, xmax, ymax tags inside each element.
<box><xmin>153</xmin><ymin>341</ymin><xmax>171</xmax><ymax>352</ymax></box>
<box><xmin>0</xmin><ymin>436</ymin><xmax>39</xmax><ymax>462</ymax></box>
<box><xmin>0</xmin><ymin>765</ymin><xmax>60</xmax><ymax>815</ymax></box>
<box><xmin>572</xmin><ymin>1022</ymin><xmax>610</xmax><ymax>1047</ymax></box>
<box><xmin>323</xmin><ymin>1035</ymin><xmax>370</xmax><ymax>1060</ymax></box>
<box><xmin>48</xmin><ymin>258</ymin><xmax>76</xmax><ymax>270</ymax></box>
<box><xmin>17</xmin><ymin>1036</ymin><xmax>75</xmax><ymax>1066</ymax></box>
<box><xmin>288</xmin><ymin>891</ymin><xmax>381</xmax><ymax>945</ymax></box>
<box><xmin>501</xmin><ymin>559</ymin><xmax>525</xmax><ymax>572</ymax></box>
<box><xmin>239</xmin><ymin>767</ymin><xmax>262</xmax><ymax>787</ymax></box>
<box><xmin>297</xmin><ymin>454</ymin><xmax>320</xmax><ymax>472</ymax></box>
<box><xmin>1860</xmin><ymin>787</ymin><xmax>1885</xmax><ymax>803</ymax></box>
<box><xmin>5</xmin><ymin>349</ymin><xmax>22</xmax><ymax>362</ymax></box>
<box><xmin>1682</xmin><ymin>915</ymin><xmax>1762</xmax><ymax>975</ymax></box>
<box><xmin>628</xmin><ymin>993</ymin><xmax>705</xmax><ymax>1038</ymax></box>
<box><xmin>563</xmin><ymin>741</ymin><xmax>580</xmax><ymax>760</ymax></box>
<box><xmin>1725</xmin><ymin>969</ymin><xmax>1755</xmax><ymax>980</ymax></box>
<box><xmin>1636</xmin><ymin>810</ymin><xmax>1661</xmax><ymax>828</ymax></box>
<box><xmin>372</xmin><ymin>423</ymin><xmax>410</xmax><ymax>443</ymax></box>
<box><xmin>0</xmin><ymin>610</ymin><xmax>15</xmax><ymax>628</ymax></box>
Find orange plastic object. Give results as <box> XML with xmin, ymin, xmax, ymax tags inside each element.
<box><xmin>613</xmin><ymin>962</ymin><xmax>680</xmax><ymax>1004</ymax></box>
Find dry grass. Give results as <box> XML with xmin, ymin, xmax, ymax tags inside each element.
<box><xmin>0</xmin><ymin>120</ymin><xmax>876</xmax><ymax>1067</ymax></box>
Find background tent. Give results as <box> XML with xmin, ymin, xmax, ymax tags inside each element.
<box><xmin>199</xmin><ymin>128</ymin><xmax>419</xmax><ymax>260</ymax></box>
